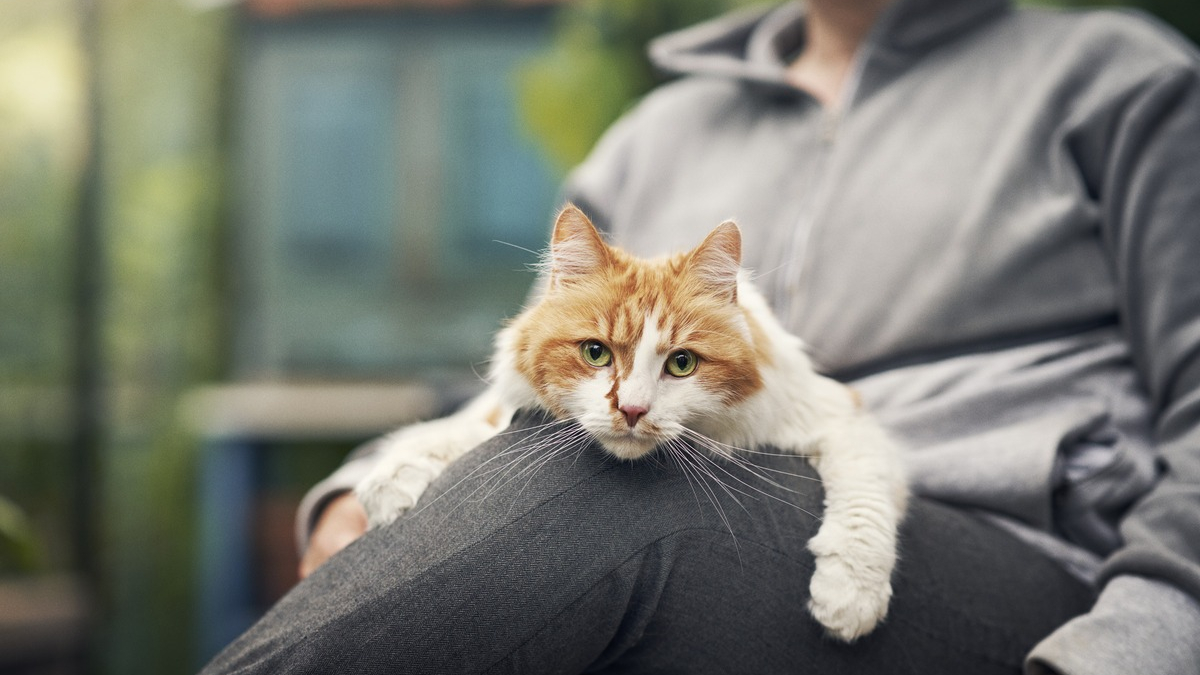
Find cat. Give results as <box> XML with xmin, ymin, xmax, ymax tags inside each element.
<box><xmin>356</xmin><ymin>204</ymin><xmax>908</xmax><ymax>642</ymax></box>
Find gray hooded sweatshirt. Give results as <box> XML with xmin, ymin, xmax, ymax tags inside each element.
<box><xmin>301</xmin><ymin>0</ymin><xmax>1200</xmax><ymax>671</ymax></box>
<box><xmin>562</xmin><ymin>0</ymin><xmax>1200</xmax><ymax>672</ymax></box>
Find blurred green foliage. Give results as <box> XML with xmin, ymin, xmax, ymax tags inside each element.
<box><xmin>0</xmin><ymin>0</ymin><xmax>228</xmax><ymax>673</ymax></box>
<box><xmin>0</xmin><ymin>494</ymin><xmax>42</xmax><ymax>573</ymax></box>
<box><xmin>0</xmin><ymin>0</ymin><xmax>80</xmax><ymax>575</ymax></box>
<box><xmin>91</xmin><ymin>2</ymin><xmax>228</xmax><ymax>672</ymax></box>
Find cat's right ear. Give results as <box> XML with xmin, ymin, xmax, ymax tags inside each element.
<box><xmin>689</xmin><ymin>220</ymin><xmax>742</xmax><ymax>303</ymax></box>
<box><xmin>548</xmin><ymin>204</ymin><xmax>610</xmax><ymax>287</ymax></box>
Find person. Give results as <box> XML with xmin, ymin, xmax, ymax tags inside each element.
<box><xmin>203</xmin><ymin>0</ymin><xmax>1200</xmax><ymax>673</ymax></box>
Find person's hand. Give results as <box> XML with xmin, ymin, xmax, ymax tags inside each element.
<box><xmin>299</xmin><ymin>491</ymin><xmax>368</xmax><ymax>578</ymax></box>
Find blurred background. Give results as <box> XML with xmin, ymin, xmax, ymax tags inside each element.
<box><xmin>0</xmin><ymin>0</ymin><xmax>1195</xmax><ymax>673</ymax></box>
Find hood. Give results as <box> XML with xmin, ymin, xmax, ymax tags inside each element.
<box><xmin>648</xmin><ymin>4</ymin><xmax>799</xmax><ymax>88</ymax></box>
<box><xmin>648</xmin><ymin>0</ymin><xmax>1011</xmax><ymax>90</ymax></box>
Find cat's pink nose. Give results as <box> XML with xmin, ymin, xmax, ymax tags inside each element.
<box><xmin>619</xmin><ymin>405</ymin><xmax>649</xmax><ymax>428</ymax></box>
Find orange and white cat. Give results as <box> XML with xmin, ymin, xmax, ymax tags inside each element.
<box><xmin>356</xmin><ymin>205</ymin><xmax>907</xmax><ymax>641</ymax></box>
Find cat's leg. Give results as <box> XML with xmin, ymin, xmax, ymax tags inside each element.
<box><xmin>356</xmin><ymin>388</ymin><xmax>514</xmax><ymax>530</ymax></box>
<box><xmin>804</xmin><ymin>414</ymin><xmax>907</xmax><ymax>642</ymax></box>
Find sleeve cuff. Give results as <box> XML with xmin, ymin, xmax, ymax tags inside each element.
<box><xmin>1027</xmin><ymin>575</ymin><xmax>1200</xmax><ymax>675</ymax></box>
<box><xmin>294</xmin><ymin>454</ymin><xmax>378</xmax><ymax>555</ymax></box>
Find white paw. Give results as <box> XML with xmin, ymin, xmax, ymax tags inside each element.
<box><xmin>355</xmin><ymin>455</ymin><xmax>445</xmax><ymax>530</ymax></box>
<box><xmin>806</xmin><ymin>526</ymin><xmax>895</xmax><ymax>642</ymax></box>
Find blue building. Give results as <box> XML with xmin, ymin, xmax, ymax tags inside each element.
<box><xmin>232</xmin><ymin>0</ymin><xmax>564</xmax><ymax>379</ymax></box>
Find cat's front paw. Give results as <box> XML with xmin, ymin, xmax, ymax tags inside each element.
<box><xmin>806</xmin><ymin>525</ymin><xmax>895</xmax><ymax>642</ymax></box>
<box><xmin>355</xmin><ymin>455</ymin><xmax>445</xmax><ymax>530</ymax></box>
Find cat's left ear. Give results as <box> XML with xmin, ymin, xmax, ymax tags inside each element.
<box><xmin>689</xmin><ymin>221</ymin><xmax>742</xmax><ymax>303</ymax></box>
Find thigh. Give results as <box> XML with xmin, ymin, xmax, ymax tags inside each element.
<box><xmin>808</xmin><ymin>499</ymin><xmax>1097</xmax><ymax>674</ymax></box>
<box><xmin>591</xmin><ymin>455</ymin><xmax>1097</xmax><ymax>675</ymax></box>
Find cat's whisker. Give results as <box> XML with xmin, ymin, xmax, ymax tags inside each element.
<box><xmin>724</xmin><ymin>461</ymin><xmax>823</xmax><ymax>486</ymax></box>
<box><xmin>491</xmin><ymin>418</ymin><xmax>574</xmax><ymax>438</ymax></box>
<box><xmin>685</xmin><ymin>436</ymin><xmax>800</xmax><ymax>493</ymax></box>
<box><xmin>664</xmin><ymin>439</ymin><xmax>742</xmax><ymax>561</ymax></box>
<box><xmin>491</xmin><ymin>239</ymin><xmax>542</xmax><ymax>258</ymax></box>
<box><xmin>693</xmin><ymin>439</ymin><xmax>811</xmax><ymax>498</ymax></box>
<box><xmin>665</xmin><ymin>440</ymin><xmax>721</xmax><ymax>512</ymax></box>
<box><xmin>433</xmin><ymin>444</ymin><xmax>545</xmax><ymax>517</ymax></box>
<box><xmin>678</xmin><ymin>427</ymin><xmax>814</xmax><ymax>459</ymax></box>
<box><xmin>507</xmin><ymin>432</ymin><xmax>594</xmax><ymax>513</ymax></box>
<box><xmin>508</xmin><ymin>427</ymin><xmax>590</xmax><ymax>482</ymax></box>
<box><xmin>508</xmin><ymin>428</ymin><xmax>593</xmax><ymax>491</ymax></box>
<box><xmin>685</xmin><ymin>432</ymin><xmax>819</xmax><ymax>461</ymax></box>
<box><xmin>666</xmin><ymin>438</ymin><xmax>750</xmax><ymax>515</ymax></box>
<box><xmin>745</xmin><ymin>260</ymin><xmax>791</xmax><ymax>284</ymax></box>
<box><xmin>504</xmin><ymin>446</ymin><xmax>571</xmax><ymax>513</ymax></box>
<box><xmin>692</xmin><ymin>443</ymin><xmax>806</xmax><ymax>506</ymax></box>
<box><xmin>414</xmin><ymin>421</ymin><xmax>579</xmax><ymax>516</ymax></box>
<box><xmin>477</xmin><ymin>445</ymin><xmax>547</xmax><ymax>497</ymax></box>
<box><xmin>468</xmin><ymin>360</ymin><xmax>490</xmax><ymax>385</ymax></box>
<box><xmin>678</xmin><ymin>430</ymin><xmax>824</xmax><ymax>520</ymax></box>
<box><xmin>449</xmin><ymin>444</ymin><xmax>566</xmax><ymax>515</ymax></box>
<box><xmin>680</xmin><ymin>428</ymin><xmax>820</xmax><ymax>486</ymax></box>
<box><xmin>477</xmin><ymin>426</ymin><xmax>592</xmax><ymax>505</ymax></box>
<box><xmin>660</xmin><ymin>443</ymin><xmax>705</xmax><ymax>513</ymax></box>
<box><xmin>728</xmin><ymin>447</ymin><xmax>818</xmax><ymax>460</ymax></box>
<box><xmin>717</xmin><ymin>458</ymin><xmax>824</xmax><ymax>483</ymax></box>
<box><xmin>570</xmin><ymin>428</ymin><xmax>595</xmax><ymax>467</ymax></box>
<box><xmin>677</xmin><ymin>444</ymin><xmax>762</xmax><ymax>514</ymax></box>
<box><xmin>474</xmin><ymin>438</ymin><xmax>568</xmax><ymax>502</ymax></box>
<box><xmin>413</xmin><ymin>443</ymin><xmax>537</xmax><ymax>516</ymax></box>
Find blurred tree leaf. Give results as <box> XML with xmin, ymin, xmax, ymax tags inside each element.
<box><xmin>0</xmin><ymin>494</ymin><xmax>42</xmax><ymax>574</ymax></box>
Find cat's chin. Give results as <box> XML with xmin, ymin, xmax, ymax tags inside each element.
<box><xmin>592</xmin><ymin>432</ymin><xmax>659</xmax><ymax>461</ymax></box>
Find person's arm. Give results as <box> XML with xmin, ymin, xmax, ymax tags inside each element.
<box><xmin>1028</xmin><ymin>56</ymin><xmax>1200</xmax><ymax>675</ymax></box>
<box><xmin>294</xmin><ymin>438</ymin><xmax>383</xmax><ymax>577</ymax></box>
<box><xmin>298</xmin><ymin>491</ymin><xmax>366</xmax><ymax>578</ymax></box>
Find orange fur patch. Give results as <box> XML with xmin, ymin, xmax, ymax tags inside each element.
<box><xmin>484</xmin><ymin>405</ymin><xmax>504</xmax><ymax>428</ymax></box>
<box><xmin>847</xmin><ymin>386</ymin><xmax>864</xmax><ymax>411</ymax></box>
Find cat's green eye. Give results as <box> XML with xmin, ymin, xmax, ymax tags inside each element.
<box><xmin>580</xmin><ymin>340</ymin><xmax>613</xmax><ymax>367</ymax></box>
<box><xmin>665</xmin><ymin>349</ymin><xmax>698</xmax><ymax>378</ymax></box>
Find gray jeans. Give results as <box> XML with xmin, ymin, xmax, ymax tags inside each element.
<box><xmin>201</xmin><ymin>411</ymin><xmax>1094</xmax><ymax>674</ymax></box>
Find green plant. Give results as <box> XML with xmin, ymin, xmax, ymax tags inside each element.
<box><xmin>0</xmin><ymin>494</ymin><xmax>41</xmax><ymax>574</ymax></box>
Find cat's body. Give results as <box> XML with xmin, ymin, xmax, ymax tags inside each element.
<box><xmin>356</xmin><ymin>205</ymin><xmax>907</xmax><ymax>641</ymax></box>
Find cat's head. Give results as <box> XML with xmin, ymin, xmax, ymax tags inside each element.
<box><xmin>508</xmin><ymin>205</ymin><xmax>764</xmax><ymax>460</ymax></box>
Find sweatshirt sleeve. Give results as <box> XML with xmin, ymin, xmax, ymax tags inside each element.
<box><xmin>294</xmin><ymin>438</ymin><xmax>389</xmax><ymax>554</ymax></box>
<box><xmin>1027</xmin><ymin>576</ymin><xmax>1200</xmax><ymax>675</ymax></box>
<box><xmin>1096</xmin><ymin>62</ymin><xmax>1200</xmax><ymax>602</ymax></box>
<box><xmin>1030</xmin><ymin>56</ymin><xmax>1200</xmax><ymax>675</ymax></box>
<box><xmin>294</xmin><ymin>445</ymin><xmax>380</xmax><ymax>554</ymax></box>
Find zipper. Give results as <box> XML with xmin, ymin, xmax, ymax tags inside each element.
<box><xmin>778</xmin><ymin>110</ymin><xmax>838</xmax><ymax>329</ymax></box>
<box><xmin>777</xmin><ymin>47</ymin><xmax>864</xmax><ymax>329</ymax></box>
<box><xmin>820</xmin><ymin>108</ymin><xmax>840</xmax><ymax>144</ymax></box>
